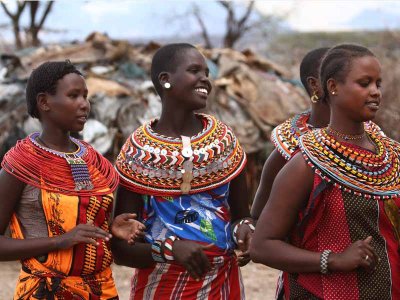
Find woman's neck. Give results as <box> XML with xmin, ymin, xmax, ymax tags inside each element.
<box><xmin>327</xmin><ymin>116</ymin><xmax>377</xmax><ymax>153</ymax></box>
<box><xmin>308</xmin><ymin>101</ymin><xmax>330</xmax><ymax>128</ymax></box>
<box><xmin>38</xmin><ymin>126</ymin><xmax>75</xmax><ymax>152</ymax></box>
<box><xmin>154</xmin><ymin>109</ymin><xmax>203</xmax><ymax>138</ymax></box>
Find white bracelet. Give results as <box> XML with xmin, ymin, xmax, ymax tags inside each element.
<box><xmin>320</xmin><ymin>250</ymin><xmax>332</xmax><ymax>274</ymax></box>
<box><xmin>232</xmin><ymin>218</ymin><xmax>255</xmax><ymax>244</ymax></box>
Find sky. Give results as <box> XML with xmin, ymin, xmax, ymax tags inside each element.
<box><xmin>0</xmin><ymin>0</ymin><xmax>400</xmax><ymax>43</ymax></box>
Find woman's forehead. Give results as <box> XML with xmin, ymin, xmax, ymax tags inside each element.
<box><xmin>347</xmin><ymin>56</ymin><xmax>381</xmax><ymax>78</ymax></box>
<box><xmin>177</xmin><ymin>48</ymin><xmax>205</xmax><ymax>65</ymax></box>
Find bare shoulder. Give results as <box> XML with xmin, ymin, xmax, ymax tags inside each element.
<box><xmin>278</xmin><ymin>151</ymin><xmax>313</xmax><ymax>182</ymax></box>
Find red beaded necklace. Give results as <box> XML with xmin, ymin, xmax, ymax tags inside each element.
<box><xmin>2</xmin><ymin>133</ymin><xmax>119</xmax><ymax>196</ymax></box>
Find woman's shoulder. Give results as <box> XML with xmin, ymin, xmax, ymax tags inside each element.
<box><xmin>271</xmin><ymin>110</ymin><xmax>312</xmax><ymax>160</ymax></box>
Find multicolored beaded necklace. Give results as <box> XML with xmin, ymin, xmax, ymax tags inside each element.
<box><xmin>271</xmin><ymin>110</ymin><xmax>385</xmax><ymax>161</ymax></box>
<box><xmin>271</xmin><ymin>110</ymin><xmax>314</xmax><ymax>160</ymax></box>
<box><xmin>116</xmin><ymin>113</ymin><xmax>247</xmax><ymax>196</ymax></box>
<box><xmin>1</xmin><ymin>133</ymin><xmax>119</xmax><ymax>196</ymax></box>
<box><xmin>299</xmin><ymin>128</ymin><xmax>400</xmax><ymax>199</ymax></box>
<box><xmin>31</xmin><ymin>133</ymin><xmax>93</xmax><ymax>191</ymax></box>
<box><xmin>327</xmin><ymin>127</ymin><xmax>366</xmax><ymax>141</ymax></box>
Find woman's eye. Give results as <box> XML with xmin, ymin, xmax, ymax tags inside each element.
<box><xmin>359</xmin><ymin>81</ymin><xmax>369</xmax><ymax>87</ymax></box>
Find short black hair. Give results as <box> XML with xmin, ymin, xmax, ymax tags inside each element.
<box><xmin>26</xmin><ymin>60</ymin><xmax>82</xmax><ymax>119</ymax></box>
<box><xmin>150</xmin><ymin>43</ymin><xmax>197</xmax><ymax>96</ymax></box>
<box><xmin>320</xmin><ymin>44</ymin><xmax>375</xmax><ymax>99</ymax></box>
<box><xmin>300</xmin><ymin>47</ymin><xmax>330</xmax><ymax>96</ymax></box>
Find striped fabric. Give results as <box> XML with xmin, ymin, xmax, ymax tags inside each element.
<box><xmin>130</xmin><ymin>254</ymin><xmax>244</xmax><ymax>300</ymax></box>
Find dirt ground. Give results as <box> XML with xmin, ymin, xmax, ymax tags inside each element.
<box><xmin>0</xmin><ymin>261</ymin><xmax>279</xmax><ymax>299</ymax></box>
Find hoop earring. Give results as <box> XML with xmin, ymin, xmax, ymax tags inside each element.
<box><xmin>164</xmin><ymin>82</ymin><xmax>171</xmax><ymax>89</ymax></box>
<box><xmin>310</xmin><ymin>90</ymin><xmax>319</xmax><ymax>103</ymax></box>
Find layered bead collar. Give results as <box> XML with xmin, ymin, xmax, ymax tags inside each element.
<box><xmin>299</xmin><ymin>128</ymin><xmax>400</xmax><ymax>199</ymax></box>
<box><xmin>116</xmin><ymin>113</ymin><xmax>246</xmax><ymax>196</ymax></box>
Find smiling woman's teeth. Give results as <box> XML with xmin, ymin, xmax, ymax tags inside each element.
<box><xmin>195</xmin><ymin>88</ymin><xmax>208</xmax><ymax>95</ymax></box>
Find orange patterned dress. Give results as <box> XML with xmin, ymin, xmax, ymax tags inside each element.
<box><xmin>2</xmin><ymin>133</ymin><xmax>119</xmax><ymax>299</ymax></box>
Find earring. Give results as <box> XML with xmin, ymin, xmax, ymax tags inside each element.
<box><xmin>164</xmin><ymin>82</ymin><xmax>171</xmax><ymax>89</ymax></box>
<box><xmin>310</xmin><ymin>90</ymin><xmax>319</xmax><ymax>103</ymax></box>
<box><xmin>331</xmin><ymin>91</ymin><xmax>336</xmax><ymax>95</ymax></box>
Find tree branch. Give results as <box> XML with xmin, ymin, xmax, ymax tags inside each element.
<box><xmin>37</xmin><ymin>1</ymin><xmax>54</xmax><ymax>31</ymax></box>
<box><xmin>192</xmin><ymin>4</ymin><xmax>213</xmax><ymax>49</ymax></box>
<box><xmin>0</xmin><ymin>2</ymin><xmax>13</xmax><ymax>18</ymax></box>
<box><xmin>238</xmin><ymin>1</ymin><xmax>254</xmax><ymax>28</ymax></box>
<box><xmin>1</xmin><ymin>1</ymin><xmax>26</xmax><ymax>19</ymax></box>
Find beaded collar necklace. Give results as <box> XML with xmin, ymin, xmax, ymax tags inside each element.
<box><xmin>116</xmin><ymin>113</ymin><xmax>246</xmax><ymax>196</ymax></box>
<box><xmin>271</xmin><ymin>110</ymin><xmax>312</xmax><ymax>160</ymax></box>
<box><xmin>30</xmin><ymin>132</ymin><xmax>94</xmax><ymax>191</ymax></box>
<box><xmin>327</xmin><ymin>126</ymin><xmax>366</xmax><ymax>141</ymax></box>
<box><xmin>299</xmin><ymin>128</ymin><xmax>400</xmax><ymax>199</ymax></box>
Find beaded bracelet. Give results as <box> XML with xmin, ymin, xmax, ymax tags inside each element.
<box><xmin>320</xmin><ymin>250</ymin><xmax>332</xmax><ymax>274</ymax></box>
<box><xmin>151</xmin><ymin>240</ymin><xmax>166</xmax><ymax>263</ymax></box>
<box><xmin>162</xmin><ymin>235</ymin><xmax>179</xmax><ymax>261</ymax></box>
<box><xmin>232</xmin><ymin>218</ymin><xmax>255</xmax><ymax>244</ymax></box>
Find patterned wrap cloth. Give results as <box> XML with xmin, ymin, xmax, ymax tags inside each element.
<box><xmin>270</xmin><ymin>111</ymin><xmax>385</xmax><ymax>299</ymax></box>
<box><xmin>115</xmin><ymin>114</ymin><xmax>247</xmax><ymax>299</ymax></box>
<box><xmin>2</xmin><ymin>135</ymin><xmax>119</xmax><ymax>299</ymax></box>
<box><xmin>282</xmin><ymin>129</ymin><xmax>400</xmax><ymax>299</ymax></box>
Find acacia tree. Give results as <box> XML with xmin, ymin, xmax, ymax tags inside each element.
<box><xmin>1</xmin><ymin>1</ymin><xmax>54</xmax><ymax>49</ymax></box>
<box><xmin>192</xmin><ymin>0</ymin><xmax>255</xmax><ymax>49</ymax></box>
<box><xmin>0</xmin><ymin>1</ymin><xmax>27</xmax><ymax>49</ymax></box>
<box><xmin>26</xmin><ymin>1</ymin><xmax>54</xmax><ymax>47</ymax></box>
<box><xmin>219</xmin><ymin>0</ymin><xmax>254</xmax><ymax>48</ymax></box>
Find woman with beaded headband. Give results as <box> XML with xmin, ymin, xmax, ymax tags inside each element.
<box><xmin>250</xmin><ymin>44</ymin><xmax>400</xmax><ymax>299</ymax></box>
<box><xmin>113</xmin><ymin>43</ymin><xmax>253</xmax><ymax>299</ymax></box>
<box><xmin>0</xmin><ymin>60</ymin><xmax>144</xmax><ymax>299</ymax></box>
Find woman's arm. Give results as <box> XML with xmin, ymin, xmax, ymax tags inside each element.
<box><xmin>111</xmin><ymin>186</ymin><xmax>214</xmax><ymax>279</ymax></box>
<box><xmin>0</xmin><ymin>170</ymin><xmax>110</xmax><ymax>261</ymax></box>
<box><xmin>111</xmin><ymin>186</ymin><xmax>154</xmax><ymax>268</ymax></box>
<box><xmin>250</xmin><ymin>153</ymin><xmax>378</xmax><ymax>273</ymax></box>
<box><xmin>228</xmin><ymin>169</ymin><xmax>250</xmax><ymax>223</ymax></box>
<box><xmin>228</xmin><ymin>169</ymin><xmax>254</xmax><ymax>266</ymax></box>
<box><xmin>251</xmin><ymin>149</ymin><xmax>287</xmax><ymax>220</ymax></box>
<box><xmin>250</xmin><ymin>153</ymin><xmax>319</xmax><ymax>272</ymax></box>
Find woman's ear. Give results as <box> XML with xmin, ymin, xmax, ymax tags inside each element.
<box><xmin>306</xmin><ymin>76</ymin><xmax>318</xmax><ymax>92</ymax></box>
<box><xmin>158</xmin><ymin>72</ymin><xmax>170</xmax><ymax>87</ymax></box>
<box><xmin>327</xmin><ymin>78</ymin><xmax>337</xmax><ymax>95</ymax></box>
<box><xmin>37</xmin><ymin>93</ymin><xmax>50</xmax><ymax>113</ymax></box>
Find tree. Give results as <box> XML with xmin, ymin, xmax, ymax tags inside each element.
<box><xmin>192</xmin><ymin>4</ymin><xmax>213</xmax><ymax>49</ymax></box>
<box><xmin>0</xmin><ymin>1</ymin><xmax>54</xmax><ymax>49</ymax></box>
<box><xmin>191</xmin><ymin>0</ymin><xmax>267</xmax><ymax>49</ymax></box>
<box><xmin>26</xmin><ymin>1</ymin><xmax>54</xmax><ymax>47</ymax></box>
<box><xmin>219</xmin><ymin>0</ymin><xmax>254</xmax><ymax>48</ymax></box>
<box><xmin>0</xmin><ymin>1</ymin><xmax>27</xmax><ymax>49</ymax></box>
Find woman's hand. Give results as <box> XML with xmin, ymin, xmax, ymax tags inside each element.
<box><xmin>329</xmin><ymin>236</ymin><xmax>379</xmax><ymax>273</ymax></box>
<box><xmin>55</xmin><ymin>221</ymin><xmax>112</xmax><ymax>250</ymax></box>
<box><xmin>111</xmin><ymin>213</ymin><xmax>145</xmax><ymax>244</ymax></box>
<box><xmin>173</xmin><ymin>241</ymin><xmax>214</xmax><ymax>280</ymax></box>
<box><xmin>235</xmin><ymin>222</ymin><xmax>254</xmax><ymax>267</ymax></box>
